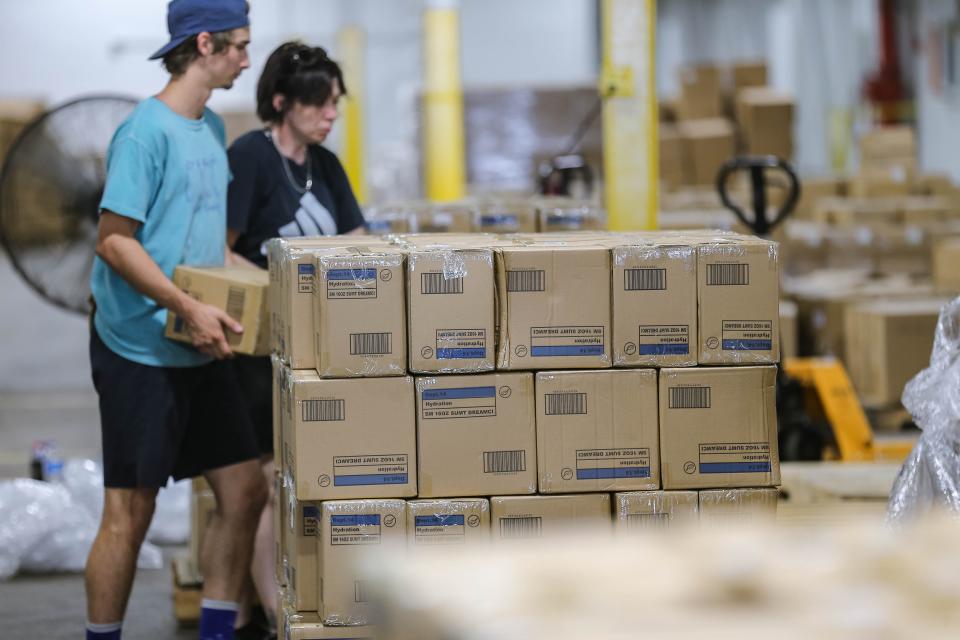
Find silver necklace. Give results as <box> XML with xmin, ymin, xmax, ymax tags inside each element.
<box><xmin>265</xmin><ymin>129</ymin><xmax>313</xmax><ymax>194</ymax></box>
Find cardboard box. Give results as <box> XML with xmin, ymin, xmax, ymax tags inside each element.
<box><xmin>406</xmin><ymin>247</ymin><xmax>496</xmax><ymax>374</ymax></box>
<box><xmin>677</xmin><ymin>119</ymin><xmax>736</xmax><ymax>186</ymax></box>
<box><xmin>273</xmin><ymin>354</ymin><xmax>284</xmax><ymax>467</ymax></box>
<box><xmin>268</xmin><ymin>238</ymin><xmax>388</xmax><ymax>370</ymax></box>
<box><xmin>794</xmin><ymin>176</ymin><xmax>845</xmax><ymax>219</ymax></box>
<box><xmin>318</xmin><ymin>499</ymin><xmax>407</xmax><ymax>625</ymax></box>
<box><xmin>612</xmin><ymin>241</ymin><xmax>698</xmax><ymax>367</ymax></box>
<box><xmin>363</xmin><ymin>206</ymin><xmax>413</xmax><ymax>234</ymax></box>
<box><xmin>731</xmin><ymin>61</ymin><xmax>767</xmax><ymax>94</ymax></box>
<box><xmin>901</xmin><ymin>196</ymin><xmax>955</xmax><ymax>226</ymax></box>
<box><xmin>697</xmin><ymin>488</ymin><xmax>778</xmax><ymax>524</ymax></box>
<box><xmin>697</xmin><ymin>237</ymin><xmax>780</xmax><ymax>365</ymax></box>
<box><xmin>534</xmin><ymin>199</ymin><xmax>607</xmax><ymax>232</ymax></box>
<box><xmin>406</xmin><ymin>498</ymin><xmax>490</xmax><ymax>547</ymax></box>
<box><xmin>613</xmin><ymin>490</ymin><xmax>699</xmax><ymax>531</ymax></box>
<box><xmin>415</xmin><ymin>372</ymin><xmax>537</xmax><ymax>498</ymax></box>
<box><xmin>189</xmin><ymin>490</ymin><xmax>216</xmax><ymax>573</ymax></box>
<box><xmin>849</xmin><ymin>167</ymin><xmax>915</xmax><ymax>198</ymax></box>
<box><xmin>677</xmin><ymin>64</ymin><xmax>723</xmax><ymax>120</ymax></box>
<box><xmin>313</xmin><ymin>248</ymin><xmax>406</xmax><ymax>377</ymax></box>
<box><xmin>276</xmin><ymin>473</ymin><xmax>287</xmax><ymax>588</ymax></box>
<box><xmin>859</xmin><ymin>126</ymin><xmax>916</xmax><ymax>162</ymax></box>
<box><xmin>496</xmin><ymin>243</ymin><xmax>611</xmax><ymax>369</ymax></box>
<box><xmin>933</xmin><ymin>238</ymin><xmax>960</xmax><ymax>293</ymax></box>
<box><xmin>659</xmin><ymin>125</ymin><xmax>685</xmax><ymax>191</ymax></box>
<box><xmin>735</xmin><ymin>88</ymin><xmax>794</xmax><ymax>159</ymax></box>
<box><xmin>283</xmin><ymin>374</ymin><xmax>417</xmax><ymax>501</ymax></box>
<box><xmin>282</xmin><ymin>488</ymin><xmax>321</xmax><ymax>612</ymax></box>
<box><xmin>282</xmin><ymin>608</ymin><xmax>375</xmax><ymax>639</ymax></box>
<box><xmin>658</xmin><ymin>366</ymin><xmax>780</xmax><ymax>490</ymax></box>
<box><xmin>489</xmin><ymin>494</ymin><xmax>611</xmax><ymax>541</ymax></box>
<box><xmin>844</xmin><ymin>298</ymin><xmax>944</xmax><ymax>408</ymax></box>
<box><xmin>535</xmin><ymin>369</ymin><xmax>660</xmax><ymax>493</ymax></box>
<box><xmin>779</xmin><ymin>299</ymin><xmax>798</xmax><ymax>359</ymax></box>
<box><xmin>409</xmin><ymin>203</ymin><xmax>475</xmax><ymax>233</ymax></box>
<box><xmin>475</xmin><ymin>200</ymin><xmax>538</xmax><ymax>233</ymax></box>
<box><xmin>165</xmin><ymin>266</ymin><xmax>271</xmax><ymax>356</ymax></box>
<box><xmin>0</xmin><ymin>99</ymin><xmax>44</xmax><ymax>162</ymax></box>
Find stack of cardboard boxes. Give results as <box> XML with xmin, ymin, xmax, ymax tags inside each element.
<box><xmin>260</xmin><ymin>229</ymin><xmax>782</xmax><ymax>638</ymax></box>
<box><xmin>660</xmin><ymin>61</ymin><xmax>795</xmax><ymax>194</ymax></box>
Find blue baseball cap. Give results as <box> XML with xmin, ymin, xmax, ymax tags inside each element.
<box><xmin>148</xmin><ymin>0</ymin><xmax>249</xmax><ymax>60</ymax></box>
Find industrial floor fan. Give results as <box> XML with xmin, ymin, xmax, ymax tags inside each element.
<box><xmin>0</xmin><ymin>95</ymin><xmax>137</xmax><ymax>314</ymax></box>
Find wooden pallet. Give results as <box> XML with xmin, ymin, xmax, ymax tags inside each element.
<box><xmin>172</xmin><ymin>554</ymin><xmax>203</xmax><ymax>627</ymax></box>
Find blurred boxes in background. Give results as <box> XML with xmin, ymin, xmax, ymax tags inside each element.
<box><xmin>730</xmin><ymin>61</ymin><xmax>768</xmax><ymax>95</ymax></box>
<box><xmin>779</xmin><ymin>300</ymin><xmax>798</xmax><ymax>360</ymax></box>
<box><xmin>658</xmin><ymin>366</ymin><xmax>779</xmax><ymax>490</ymax></box>
<box><xmin>677</xmin><ymin>64</ymin><xmax>723</xmax><ymax>120</ymax></box>
<box><xmin>844</xmin><ymin>298</ymin><xmax>946</xmax><ymax>408</ymax></box>
<box><xmin>735</xmin><ymin>87</ymin><xmax>794</xmax><ymax>159</ymax></box>
<box><xmin>535</xmin><ymin>369</ymin><xmax>660</xmax><ymax>493</ymax></box>
<box><xmin>933</xmin><ymin>238</ymin><xmax>960</xmax><ymax>293</ymax></box>
<box><xmin>0</xmin><ymin>98</ymin><xmax>44</xmax><ymax>161</ymax></box>
<box><xmin>676</xmin><ymin>118</ymin><xmax>736</xmax><ymax>186</ymax></box>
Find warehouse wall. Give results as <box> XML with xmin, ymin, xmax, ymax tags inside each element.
<box><xmin>915</xmin><ymin>0</ymin><xmax>960</xmax><ymax>182</ymax></box>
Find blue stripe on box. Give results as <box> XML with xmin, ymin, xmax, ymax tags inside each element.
<box><xmin>722</xmin><ymin>339</ymin><xmax>772</xmax><ymax>351</ymax></box>
<box><xmin>334</xmin><ymin>473</ymin><xmax>408</xmax><ymax>486</ymax></box>
<box><xmin>436</xmin><ymin>348</ymin><xmax>486</xmax><ymax>359</ymax></box>
<box><xmin>326</xmin><ymin>268</ymin><xmax>376</xmax><ymax>281</ymax></box>
<box><xmin>700</xmin><ymin>462</ymin><xmax>771</xmax><ymax>474</ymax></box>
<box><xmin>639</xmin><ymin>343</ymin><xmax>689</xmax><ymax>355</ymax></box>
<box><xmin>531</xmin><ymin>345</ymin><xmax>605</xmax><ymax>357</ymax></box>
<box><xmin>576</xmin><ymin>467</ymin><xmax>650</xmax><ymax>480</ymax></box>
<box><xmin>415</xmin><ymin>515</ymin><xmax>465</xmax><ymax>527</ymax></box>
<box><xmin>331</xmin><ymin>514</ymin><xmax>381</xmax><ymax>526</ymax></box>
<box><xmin>480</xmin><ymin>215</ymin><xmax>518</xmax><ymax>226</ymax></box>
<box><xmin>422</xmin><ymin>386</ymin><xmax>496</xmax><ymax>401</ymax></box>
<box><xmin>298</xmin><ymin>264</ymin><xmax>315</xmax><ymax>275</ymax></box>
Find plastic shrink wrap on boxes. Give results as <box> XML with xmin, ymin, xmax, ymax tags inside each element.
<box><xmin>889</xmin><ymin>297</ymin><xmax>960</xmax><ymax>521</ymax></box>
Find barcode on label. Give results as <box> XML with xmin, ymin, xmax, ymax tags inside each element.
<box><xmin>226</xmin><ymin>286</ymin><xmax>245</xmax><ymax>320</ymax></box>
<box><xmin>544</xmin><ymin>392</ymin><xmax>587</xmax><ymax>415</ymax></box>
<box><xmin>500</xmin><ymin>516</ymin><xmax>541</xmax><ymax>539</ymax></box>
<box><xmin>349</xmin><ymin>332</ymin><xmax>392</xmax><ymax>355</ymax></box>
<box><xmin>354</xmin><ymin>580</ymin><xmax>369</xmax><ymax>603</ymax></box>
<box><xmin>626</xmin><ymin>513</ymin><xmax>670</xmax><ymax>528</ymax></box>
<box><xmin>302</xmin><ymin>399</ymin><xmax>346</xmax><ymax>421</ymax></box>
<box><xmin>507</xmin><ymin>270</ymin><xmax>545</xmax><ymax>292</ymax></box>
<box><xmin>483</xmin><ymin>450</ymin><xmax>526</xmax><ymax>473</ymax></box>
<box><xmin>624</xmin><ymin>268</ymin><xmax>666</xmax><ymax>291</ymax></box>
<box><xmin>668</xmin><ymin>386</ymin><xmax>711</xmax><ymax>409</ymax></box>
<box><xmin>707</xmin><ymin>263</ymin><xmax>749</xmax><ymax>285</ymax></box>
<box><xmin>421</xmin><ymin>273</ymin><xmax>464</xmax><ymax>294</ymax></box>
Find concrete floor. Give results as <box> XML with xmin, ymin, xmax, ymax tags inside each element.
<box><xmin>0</xmin><ymin>254</ymin><xmax>193</xmax><ymax>639</ymax></box>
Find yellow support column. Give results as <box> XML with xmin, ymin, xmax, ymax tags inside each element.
<box><xmin>422</xmin><ymin>0</ymin><xmax>466</xmax><ymax>202</ymax></box>
<box><xmin>601</xmin><ymin>0</ymin><xmax>658</xmax><ymax>230</ymax></box>
<box><xmin>337</xmin><ymin>25</ymin><xmax>367</xmax><ymax>204</ymax></box>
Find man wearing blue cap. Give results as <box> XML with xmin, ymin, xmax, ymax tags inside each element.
<box><xmin>85</xmin><ymin>2</ymin><xmax>264</xmax><ymax>640</ymax></box>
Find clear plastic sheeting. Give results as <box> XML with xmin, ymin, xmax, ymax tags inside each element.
<box><xmin>0</xmin><ymin>462</ymin><xmax>166</xmax><ymax>579</ymax></box>
<box><xmin>888</xmin><ymin>296</ymin><xmax>960</xmax><ymax>522</ymax></box>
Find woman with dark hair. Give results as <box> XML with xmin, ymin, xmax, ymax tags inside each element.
<box><xmin>225</xmin><ymin>41</ymin><xmax>364</xmax><ymax>638</ymax></box>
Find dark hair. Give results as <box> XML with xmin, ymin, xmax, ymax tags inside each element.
<box><xmin>256</xmin><ymin>41</ymin><xmax>347</xmax><ymax>124</ymax></box>
<box><xmin>162</xmin><ymin>30</ymin><xmax>236</xmax><ymax>76</ymax></box>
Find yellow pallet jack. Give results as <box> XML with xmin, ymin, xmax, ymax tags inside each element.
<box><xmin>717</xmin><ymin>157</ymin><xmax>915</xmax><ymax>463</ymax></box>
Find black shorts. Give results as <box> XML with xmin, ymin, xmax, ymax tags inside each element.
<box><xmin>231</xmin><ymin>355</ymin><xmax>274</xmax><ymax>456</ymax></box>
<box><xmin>90</xmin><ymin>328</ymin><xmax>261</xmax><ymax>488</ymax></box>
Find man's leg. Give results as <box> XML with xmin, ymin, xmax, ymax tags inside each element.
<box><xmin>250</xmin><ymin>457</ymin><xmax>278</xmax><ymax>626</ymax></box>
<box><xmin>85</xmin><ymin>487</ymin><xmax>159</xmax><ymax>631</ymax></box>
<box><xmin>199</xmin><ymin>458</ymin><xmax>267</xmax><ymax>637</ymax></box>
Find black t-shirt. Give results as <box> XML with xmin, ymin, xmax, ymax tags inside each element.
<box><xmin>227</xmin><ymin>130</ymin><xmax>365</xmax><ymax>267</ymax></box>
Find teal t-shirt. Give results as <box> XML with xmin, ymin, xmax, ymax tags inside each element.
<box><xmin>92</xmin><ymin>97</ymin><xmax>228</xmax><ymax>367</ymax></box>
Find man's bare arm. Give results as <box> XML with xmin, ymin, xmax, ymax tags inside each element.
<box><xmin>96</xmin><ymin>210</ymin><xmax>242</xmax><ymax>359</ymax></box>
